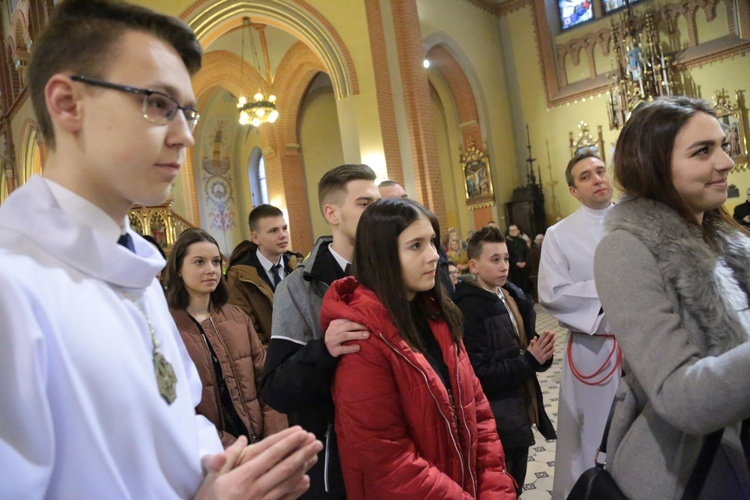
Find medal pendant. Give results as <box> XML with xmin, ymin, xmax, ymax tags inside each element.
<box><xmin>153</xmin><ymin>350</ymin><xmax>177</xmax><ymax>404</ymax></box>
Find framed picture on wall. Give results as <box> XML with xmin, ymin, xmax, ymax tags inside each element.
<box><xmin>713</xmin><ymin>90</ymin><xmax>749</xmax><ymax>171</ymax></box>
<box><xmin>460</xmin><ymin>142</ymin><xmax>495</xmax><ymax>209</ymax></box>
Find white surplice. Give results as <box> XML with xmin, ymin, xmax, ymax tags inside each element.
<box><xmin>538</xmin><ymin>204</ymin><xmax>621</xmax><ymax>499</ymax></box>
<box><xmin>0</xmin><ymin>176</ymin><xmax>222</xmax><ymax>499</ymax></box>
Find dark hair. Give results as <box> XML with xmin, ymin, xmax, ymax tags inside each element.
<box><xmin>318</xmin><ymin>164</ymin><xmax>376</xmax><ymax>215</ymax></box>
<box><xmin>467</xmin><ymin>225</ymin><xmax>506</xmax><ymax>260</ymax></box>
<box><xmin>164</xmin><ymin>228</ymin><xmax>228</xmax><ymax>310</ymax></box>
<box><xmin>613</xmin><ymin>96</ymin><xmax>738</xmax><ymax>242</ymax></box>
<box><xmin>141</xmin><ymin>234</ymin><xmax>166</xmax><ymax>260</ymax></box>
<box><xmin>248</xmin><ymin>204</ymin><xmax>284</xmax><ymax>232</ymax></box>
<box><xmin>228</xmin><ymin>239</ymin><xmax>254</xmax><ymax>267</ymax></box>
<box><xmin>28</xmin><ymin>0</ymin><xmax>202</xmax><ymax>149</ymax></box>
<box><xmin>353</xmin><ymin>198</ymin><xmax>463</xmax><ymax>351</ymax></box>
<box><xmin>565</xmin><ymin>148</ymin><xmax>602</xmax><ymax>187</ymax></box>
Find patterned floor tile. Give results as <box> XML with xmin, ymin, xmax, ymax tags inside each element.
<box><xmin>520</xmin><ymin>305</ymin><xmax>566</xmax><ymax>498</ymax></box>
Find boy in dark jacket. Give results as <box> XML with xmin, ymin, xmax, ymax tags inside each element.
<box><xmin>454</xmin><ymin>225</ymin><xmax>557</xmax><ymax>493</ymax></box>
<box><xmin>261</xmin><ymin>164</ymin><xmax>380</xmax><ymax>498</ymax></box>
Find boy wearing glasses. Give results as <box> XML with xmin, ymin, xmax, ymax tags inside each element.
<box><xmin>0</xmin><ymin>0</ymin><xmax>320</xmax><ymax>498</ymax></box>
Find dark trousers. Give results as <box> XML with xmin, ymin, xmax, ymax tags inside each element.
<box><xmin>504</xmin><ymin>445</ymin><xmax>530</xmax><ymax>495</ymax></box>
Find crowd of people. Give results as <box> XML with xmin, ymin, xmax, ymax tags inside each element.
<box><xmin>2</xmin><ymin>1</ymin><xmax>750</xmax><ymax>499</ymax></box>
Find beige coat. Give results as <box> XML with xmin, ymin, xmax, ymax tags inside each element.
<box><xmin>595</xmin><ymin>198</ymin><xmax>750</xmax><ymax>499</ymax></box>
<box><xmin>171</xmin><ymin>304</ymin><xmax>287</xmax><ymax>447</ymax></box>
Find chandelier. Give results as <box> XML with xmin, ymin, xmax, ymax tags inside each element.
<box><xmin>606</xmin><ymin>3</ymin><xmax>678</xmax><ymax>129</ymax></box>
<box><xmin>237</xmin><ymin>17</ymin><xmax>278</xmax><ymax>127</ymax></box>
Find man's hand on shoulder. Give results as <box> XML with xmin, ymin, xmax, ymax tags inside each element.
<box><xmin>196</xmin><ymin>427</ymin><xmax>322</xmax><ymax>500</ymax></box>
<box><xmin>325</xmin><ymin>318</ymin><xmax>369</xmax><ymax>357</ymax></box>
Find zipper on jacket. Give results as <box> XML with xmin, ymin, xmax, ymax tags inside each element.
<box><xmin>209</xmin><ymin>316</ymin><xmax>258</xmax><ymax>442</ymax></box>
<box><xmin>454</xmin><ymin>350</ymin><xmax>477</xmax><ymax>497</ymax></box>
<box><xmin>198</xmin><ymin>330</ymin><xmax>225</xmax><ymax>430</ymax></box>
<box><xmin>378</xmin><ymin>332</ymin><xmax>466</xmax><ymax>490</ymax></box>
<box><xmin>324</xmin><ymin>424</ymin><xmax>332</xmax><ymax>493</ymax></box>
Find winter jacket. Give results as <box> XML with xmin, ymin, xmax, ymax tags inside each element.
<box><xmin>260</xmin><ymin>236</ymin><xmax>347</xmax><ymax>498</ymax></box>
<box><xmin>454</xmin><ymin>281</ymin><xmax>555</xmax><ymax>448</ymax></box>
<box><xmin>225</xmin><ymin>242</ymin><xmax>301</xmax><ymax>344</ymax></box>
<box><xmin>321</xmin><ymin>277</ymin><xmax>516</xmax><ymax>499</ymax></box>
<box><xmin>171</xmin><ymin>304</ymin><xmax>287</xmax><ymax>447</ymax></box>
<box><xmin>595</xmin><ymin>197</ymin><xmax>750</xmax><ymax>499</ymax></box>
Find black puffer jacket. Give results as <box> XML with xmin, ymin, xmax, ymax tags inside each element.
<box><xmin>454</xmin><ymin>281</ymin><xmax>556</xmax><ymax>448</ymax></box>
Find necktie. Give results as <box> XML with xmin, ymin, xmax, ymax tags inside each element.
<box><xmin>118</xmin><ymin>233</ymin><xmax>135</xmax><ymax>253</ymax></box>
<box><xmin>270</xmin><ymin>263</ymin><xmax>282</xmax><ymax>289</ymax></box>
<box><xmin>344</xmin><ymin>263</ymin><xmax>352</xmax><ymax>276</ymax></box>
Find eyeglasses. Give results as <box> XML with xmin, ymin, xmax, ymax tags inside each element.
<box><xmin>449</xmin><ymin>270</ymin><xmax>460</xmax><ymax>276</ymax></box>
<box><xmin>70</xmin><ymin>75</ymin><xmax>200</xmax><ymax>132</ymax></box>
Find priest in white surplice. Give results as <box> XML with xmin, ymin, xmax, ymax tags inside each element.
<box><xmin>538</xmin><ymin>151</ymin><xmax>622</xmax><ymax>499</ymax></box>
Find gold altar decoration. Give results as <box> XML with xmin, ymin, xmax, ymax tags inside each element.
<box><xmin>606</xmin><ymin>6</ymin><xmax>678</xmax><ymax>130</ymax></box>
<box><xmin>713</xmin><ymin>89</ymin><xmax>749</xmax><ymax>173</ymax></box>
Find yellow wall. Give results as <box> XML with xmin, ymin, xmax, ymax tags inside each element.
<box><xmin>4</xmin><ymin>0</ymin><xmax>749</xmax><ymax>233</ymax></box>
<box><xmin>501</xmin><ymin>3</ymin><xmax>750</xmax><ymax>221</ymax></box>
<box><xmin>418</xmin><ymin>0</ymin><xmax>522</xmax><ymax>232</ymax></box>
<box><xmin>300</xmin><ymin>84</ymin><xmax>345</xmax><ymax>240</ymax></box>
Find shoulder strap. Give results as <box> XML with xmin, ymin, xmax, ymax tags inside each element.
<box><xmin>681</xmin><ymin>428</ymin><xmax>724</xmax><ymax>500</ymax></box>
<box><xmin>596</xmin><ymin>396</ymin><xmax>725</xmax><ymax>498</ymax></box>
<box><xmin>594</xmin><ymin>395</ymin><xmax>618</xmax><ymax>466</ymax></box>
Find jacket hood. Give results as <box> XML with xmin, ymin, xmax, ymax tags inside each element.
<box><xmin>605</xmin><ymin>197</ymin><xmax>750</xmax><ymax>355</ymax></box>
<box><xmin>321</xmin><ymin>277</ymin><xmax>391</xmax><ymax>335</ymax></box>
<box><xmin>302</xmin><ymin>236</ymin><xmax>345</xmax><ymax>286</ymax></box>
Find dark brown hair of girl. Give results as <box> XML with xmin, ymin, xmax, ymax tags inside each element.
<box><xmin>164</xmin><ymin>228</ymin><xmax>228</xmax><ymax>310</ymax></box>
<box><xmin>353</xmin><ymin>197</ymin><xmax>463</xmax><ymax>351</ymax></box>
<box><xmin>613</xmin><ymin>95</ymin><xmax>742</xmax><ymax>244</ymax></box>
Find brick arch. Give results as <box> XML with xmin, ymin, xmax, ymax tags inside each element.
<box><xmin>19</xmin><ymin>119</ymin><xmax>42</xmax><ymax>185</ymax></box>
<box><xmin>181</xmin><ymin>0</ymin><xmax>358</xmax><ymax>101</ymax></box>
<box><xmin>11</xmin><ymin>6</ymin><xmax>31</xmax><ymax>48</ymax></box>
<box><xmin>186</xmin><ymin>51</ymin><xmax>266</xmax><ymax>226</ymax></box>
<box><xmin>261</xmin><ymin>42</ymin><xmax>327</xmax><ymax>251</ymax></box>
<box><xmin>192</xmin><ymin>50</ymin><xmax>269</xmax><ymax>101</ymax></box>
<box><xmin>268</xmin><ymin>41</ymin><xmax>326</xmax><ymax>149</ymax></box>
<box><xmin>425</xmin><ymin>38</ymin><xmax>494</xmax><ymax>227</ymax></box>
<box><xmin>190</xmin><ymin>45</ymin><xmax>327</xmax><ymax>251</ymax></box>
<box><xmin>425</xmin><ymin>44</ymin><xmax>482</xmax><ymax>154</ymax></box>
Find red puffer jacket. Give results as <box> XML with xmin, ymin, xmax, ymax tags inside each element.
<box><xmin>321</xmin><ymin>277</ymin><xmax>516</xmax><ymax>499</ymax></box>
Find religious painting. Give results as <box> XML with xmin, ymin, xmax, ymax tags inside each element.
<box><xmin>713</xmin><ymin>90</ymin><xmax>749</xmax><ymax>171</ymax></box>
<box><xmin>722</xmin><ymin>116</ymin><xmax>746</xmax><ymax>158</ymax></box>
<box><xmin>559</xmin><ymin>0</ymin><xmax>593</xmax><ymax>30</ymax></box>
<box><xmin>149</xmin><ymin>212</ymin><xmax>168</xmax><ymax>248</ymax></box>
<box><xmin>461</xmin><ymin>142</ymin><xmax>495</xmax><ymax>209</ymax></box>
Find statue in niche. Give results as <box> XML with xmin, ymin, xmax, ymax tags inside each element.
<box><xmin>627</xmin><ymin>46</ymin><xmax>643</xmax><ymax>81</ymax></box>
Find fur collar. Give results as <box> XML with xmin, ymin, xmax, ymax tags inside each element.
<box><xmin>605</xmin><ymin>198</ymin><xmax>750</xmax><ymax>355</ymax></box>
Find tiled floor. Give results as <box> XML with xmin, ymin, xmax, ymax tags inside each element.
<box><xmin>520</xmin><ymin>304</ymin><xmax>567</xmax><ymax>499</ymax></box>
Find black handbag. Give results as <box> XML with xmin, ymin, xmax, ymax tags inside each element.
<box><xmin>567</xmin><ymin>397</ymin><xmax>724</xmax><ymax>500</ymax></box>
<box><xmin>567</xmin><ymin>398</ymin><xmax>627</xmax><ymax>499</ymax></box>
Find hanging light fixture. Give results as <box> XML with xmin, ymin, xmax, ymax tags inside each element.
<box><xmin>237</xmin><ymin>17</ymin><xmax>279</xmax><ymax>127</ymax></box>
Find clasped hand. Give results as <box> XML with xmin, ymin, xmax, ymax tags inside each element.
<box><xmin>196</xmin><ymin>426</ymin><xmax>323</xmax><ymax>499</ymax></box>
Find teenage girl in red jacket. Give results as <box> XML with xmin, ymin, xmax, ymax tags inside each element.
<box><xmin>321</xmin><ymin>198</ymin><xmax>516</xmax><ymax>499</ymax></box>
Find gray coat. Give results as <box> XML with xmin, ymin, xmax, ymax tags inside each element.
<box><xmin>594</xmin><ymin>198</ymin><xmax>750</xmax><ymax>499</ymax></box>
